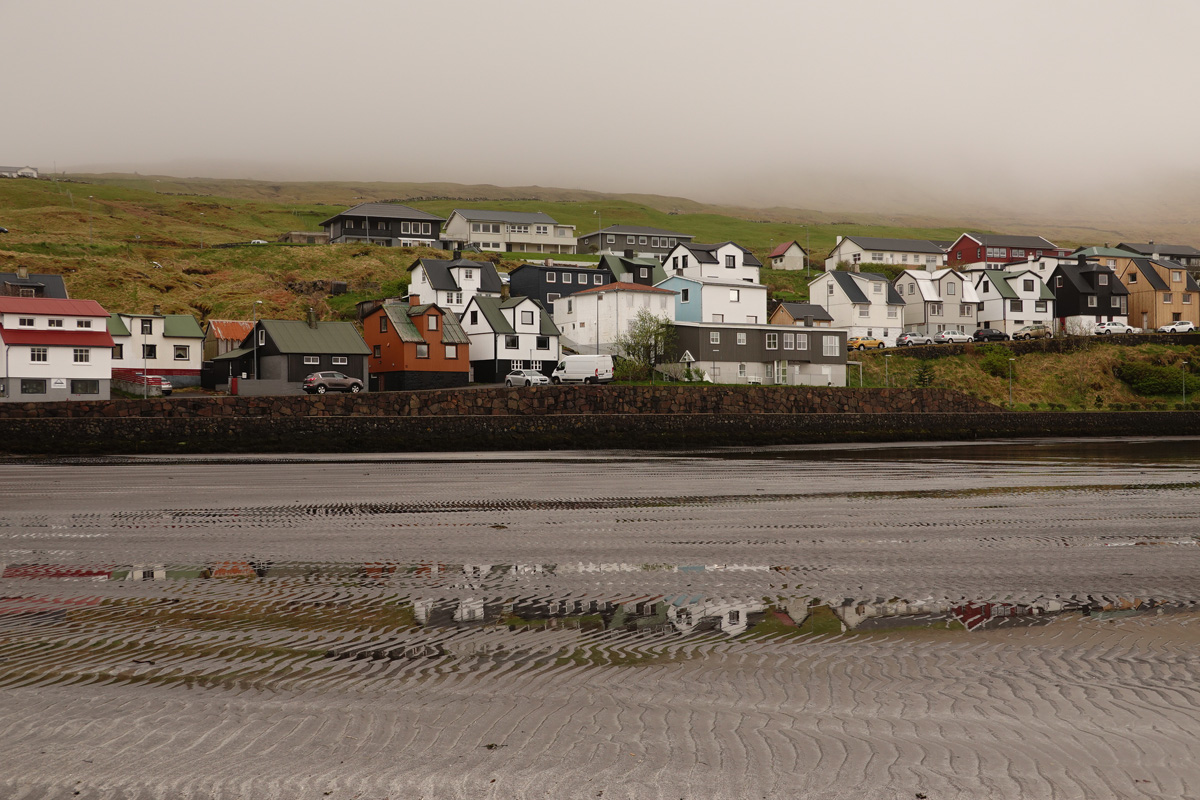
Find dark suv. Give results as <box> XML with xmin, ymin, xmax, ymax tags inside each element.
<box><xmin>972</xmin><ymin>328</ymin><xmax>1009</xmax><ymax>342</ymax></box>
<box><xmin>303</xmin><ymin>371</ymin><xmax>363</xmax><ymax>394</ymax></box>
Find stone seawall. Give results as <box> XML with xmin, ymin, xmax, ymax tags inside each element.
<box><xmin>0</xmin><ymin>385</ymin><xmax>1000</xmax><ymax>420</ymax></box>
<box><xmin>872</xmin><ymin>332</ymin><xmax>1200</xmax><ymax>360</ymax></box>
<box><xmin>2</xmin><ymin>411</ymin><xmax>1199</xmax><ymax>456</ymax></box>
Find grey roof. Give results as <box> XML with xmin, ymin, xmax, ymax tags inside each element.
<box><xmin>830</xmin><ymin>271</ymin><xmax>902</xmax><ymax>305</ymax></box>
<box><xmin>318</xmin><ymin>202</ymin><xmax>445</xmax><ymax>227</ymax></box>
<box><xmin>778</xmin><ymin>302</ymin><xmax>833</xmax><ymax>322</ymax></box>
<box><xmin>598</xmin><ymin>254</ymin><xmax>667</xmax><ymax>284</ymax></box>
<box><xmin>584</xmin><ymin>224</ymin><xmax>693</xmax><ymax>239</ymax></box>
<box><xmin>409</xmin><ymin>258</ymin><xmax>503</xmax><ymax>294</ymax></box>
<box><xmin>962</xmin><ymin>232</ymin><xmax>1059</xmax><ymax>249</ymax></box>
<box><xmin>680</xmin><ymin>242</ymin><xmax>763</xmax><ymax>267</ymax></box>
<box><xmin>380</xmin><ymin>302</ymin><xmax>470</xmax><ymax>345</ymax></box>
<box><xmin>1117</xmin><ymin>242</ymin><xmax>1200</xmax><ymax>258</ymax></box>
<box><xmin>259</xmin><ymin>319</ymin><xmax>370</xmax><ymax>355</ymax></box>
<box><xmin>0</xmin><ymin>272</ymin><xmax>69</xmax><ymax>298</ymax></box>
<box><xmin>468</xmin><ymin>296</ymin><xmax>559</xmax><ymax>337</ymax></box>
<box><xmin>841</xmin><ymin>237</ymin><xmax>945</xmax><ymax>254</ymax></box>
<box><xmin>1051</xmin><ymin>262</ymin><xmax>1130</xmax><ymax>296</ymax></box>
<box><xmin>1131</xmin><ymin>258</ymin><xmax>1200</xmax><ymax>292</ymax></box>
<box><xmin>452</xmin><ymin>209</ymin><xmax>559</xmax><ymax>225</ymax></box>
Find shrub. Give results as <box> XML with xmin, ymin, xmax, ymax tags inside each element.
<box><xmin>915</xmin><ymin>361</ymin><xmax>935</xmax><ymax>387</ymax></box>
<box><xmin>1114</xmin><ymin>362</ymin><xmax>1198</xmax><ymax>396</ymax></box>
<box><xmin>976</xmin><ymin>345</ymin><xmax>1013</xmax><ymax>379</ymax></box>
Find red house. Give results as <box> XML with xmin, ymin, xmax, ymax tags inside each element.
<box><xmin>945</xmin><ymin>233</ymin><xmax>1069</xmax><ymax>270</ymax></box>
<box><xmin>363</xmin><ymin>296</ymin><xmax>471</xmax><ymax>391</ymax></box>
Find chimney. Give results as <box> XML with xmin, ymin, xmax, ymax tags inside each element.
<box><xmin>307</xmin><ymin>308</ymin><xmax>318</xmax><ymax>329</ymax></box>
<box><xmin>836</xmin><ymin>235</ymin><xmax>843</xmax><ymax>245</ymax></box>
<box><xmin>17</xmin><ymin>265</ymin><xmax>28</xmax><ymax>280</ymax></box>
<box><xmin>543</xmin><ymin>259</ymin><xmax>553</xmax><ymax>267</ymax></box>
<box><xmin>453</xmin><ymin>249</ymin><xmax>461</xmax><ymax>261</ymax></box>
<box><xmin>409</xmin><ymin>294</ymin><xmax>420</xmax><ymax>307</ymax></box>
<box><xmin>153</xmin><ymin>304</ymin><xmax>162</xmax><ymax>315</ymax></box>
<box><xmin>501</xmin><ymin>284</ymin><xmax>510</xmax><ymax>300</ymax></box>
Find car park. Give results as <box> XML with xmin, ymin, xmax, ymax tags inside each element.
<box><xmin>896</xmin><ymin>332</ymin><xmax>933</xmax><ymax>346</ymax></box>
<box><xmin>847</xmin><ymin>336</ymin><xmax>886</xmax><ymax>350</ymax></box>
<box><xmin>505</xmin><ymin>369</ymin><xmax>550</xmax><ymax>387</ymax></box>
<box><xmin>1094</xmin><ymin>321</ymin><xmax>1137</xmax><ymax>335</ymax></box>
<box><xmin>1013</xmin><ymin>324</ymin><xmax>1053</xmax><ymax>340</ymax></box>
<box><xmin>302</xmin><ymin>371</ymin><xmax>363</xmax><ymax>394</ymax></box>
<box><xmin>933</xmin><ymin>330</ymin><xmax>972</xmax><ymax>344</ymax></box>
<box><xmin>972</xmin><ymin>328</ymin><xmax>1009</xmax><ymax>342</ymax></box>
<box><xmin>1157</xmin><ymin>320</ymin><xmax>1196</xmax><ymax>333</ymax></box>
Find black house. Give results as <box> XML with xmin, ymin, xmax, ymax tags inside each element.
<box><xmin>1047</xmin><ymin>256</ymin><xmax>1130</xmax><ymax>331</ymax></box>
<box><xmin>506</xmin><ymin>262</ymin><xmax>617</xmax><ymax>308</ymax></box>
<box><xmin>319</xmin><ymin>202</ymin><xmax>445</xmax><ymax>248</ymax></box>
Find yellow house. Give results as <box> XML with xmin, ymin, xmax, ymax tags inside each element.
<box><xmin>1115</xmin><ymin>258</ymin><xmax>1200</xmax><ymax>331</ymax></box>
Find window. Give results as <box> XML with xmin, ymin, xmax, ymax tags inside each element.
<box><xmin>783</xmin><ymin>333</ymin><xmax>794</xmax><ymax>350</ymax></box>
<box><xmin>747</xmin><ymin>315</ymin><xmax>757</xmax><ymax>324</ymax></box>
<box><xmin>730</xmin><ymin>289</ymin><xmax>740</xmax><ymax>302</ymax></box>
<box><xmin>510</xmin><ymin>360</ymin><xmax>521</xmax><ymax>370</ymax></box>
<box><xmin>1087</xmin><ymin>295</ymin><xmax>1098</xmax><ymax>307</ymax></box>
<box><xmin>422</xmin><ymin>223</ymin><xmax>432</xmax><ymax>235</ymax></box>
<box><xmin>562</xmin><ymin>273</ymin><xmax>572</xmax><ymax>284</ymax></box>
<box><xmin>725</xmin><ymin>255</ymin><xmax>736</xmax><ymax>269</ymax></box>
<box><xmin>373</xmin><ymin>345</ymin><xmax>381</xmax><ymax>358</ymax></box>
<box><xmin>682</xmin><ymin>255</ymin><xmax>688</xmax><ymax>269</ymax></box>
<box><xmin>901</xmin><ymin>254</ymin><xmax>908</xmax><ymax>263</ymax></box>
<box><xmin>738</xmin><ymin>363</ymin><xmax>746</xmax><ymax>377</ymax></box>
<box><xmin>379</xmin><ymin>315</ymin><xmax>388</xmax><ymax>333</ymax></box>
<box><xmin>858</xmin><ymin>305</ymin><xmax>869</xmax><ymax>318</ymax></box>
<box><xmin>908</xmin><ymin>283</ymin><xmax>915</xmax><ymax>294</ymax></box>
<box><xmin>1163</xmin><ymin>293</ymin><xmax>1173</xmax><ymax>304</ymax></box>
<box><xmin>710</xmin><ymin>331</ymin><xmax>720</xmax><ymax>344</ymax></box>
<box><xmin>142</xmin><ymin>344</ymin><xmax>157</xmax><ymax>359</ymax></box>
<box><xmin>174</xmin><ymin>345</ymin><xmax>189</xmax><ymax>360</ymax></box>
<box><xmin>930</xmin><ymin>303</ymin><xmax>943</xmax><ymax>316</ymax></box>
<box><xmin>737</xmin><ymin>332</ymin><xmax>747</xmax><ymax>345</ymax></box>
<box><xmin>887</xmin><ymin>307</ymin><xmax>898</xmax><ymax>318</ymax></box>
<box><xmin>258</xmin><ymin>330</ymin><xmax>266</xmax><ymax>346</ymax></box>
<box><xmin>546</xmin><ymin>272</ymin><xmax>556</xmax><ymax>283</ymax></box>
<box><xmin>681</xmin><ymin>288</ymin><xmax>690</xmax><ymax>303</ymax></box>
<box><xmin>141</xmin><ymin>319</ymin><xmax>153</xmax><ymax>334</ymax></box>
<box><xmin>21</xmin><ymin>379</ymin><xmax>46</xmax><ymax>395</ymax></box>
<box><xmin>1129</xmin><ymin>272</ymin><xmax>1138</xmax><ymax>283</ymax></box>
<box><xmin>986</xmin><ymin>247</ymin><xmax>1005</xmax><ymax>259</ymax></box>
<box><xmin>113</xmin><ymin>344</ymin><xmax>123</xmax><ymax>360</ymax></box>
<box><xmin>765</xmin><ymin>333</ymin><xmax>778</xmax><ymax>350</ymax></box>
<box><xmin>873</xmin><ymin>283</ymin><xmax>882</xmax><ymax>294</ymax></box>
<box><xmin>1056</xmin><ymin>276</ymin><xmax>1064</xmax><ymax>288</ymax></box>
<box><xmin>536</xmin><ymin>336</ymin><xmax>550</xmax><ymax>350</ymax></box>
<box><xmin>1035</xmin><ymin>301</ymin><xmax>1047</xmax><ymax>312</ymax></box>
<box><xmin>827</xmin><ymin>283</ymin><xmax>835</xmax><ymax>295</ymax></box>
<box><xmin>1185</xmin><ymin>294</ymin><xmax>1193</xmax><ymax>305</ymax></box>
<box><xmin>1010</xmin><ymin>300</ymin><xmax>1023</xmax><ymax>312</ymax></box>
<box><xmin>303</xmin><ymin>355</ymin><xmax>319</xmax><ymax>365</ymax></box>
<box><xmin>594</xmin><ymin>274</ymin><xmax>603</xmax><ymax>285</ymax></box>
<box><xmin>668</xmin><ymin>238</ymin><xmax>676</xmax><ymax>246</ymax></box>
<box><xmin>504</xmin><ymin>335</ymin><xmax>519</xmax><ymax>349</ymax></box>
<box><xmin>72</xmin><ymin>348</ymin><xmax>90</xmax><ymax>363</ymax></box>
<box><xmin>1098</xmin><ymin>274</ymin><xmax>1109</xmax><ymax>286</ymax></box>
<box><xmin>48</xmin><ymin>319</ymin><xmax>63</xmax><ymax>328</ymax></box>
<box><xmin>627</xmin><ymin>236</ymin><xmax>635</xmax><ymax>244</ymax></box>
<box><xmin>445</xmin><ymin>344</ymin><xmax>458</xmax><ymax>359</ymax></box>
<box><xmin>797</xmin><ymin>333</ymin><xmax>809</xmax><ymax>350</ymax></box>
<box><xmin>71</xmin><ymin>380</ymin><xmax>99</xmax><ymax>395</ymax></box>
<box><xmin>547</xmin><ymin>292</ymin><xmax>561</xmax><ymax>304</ymax></box>
<box><xmin>960</xmin><ymin>304</ymin><xmax>973</xmax><ymax>317</ymax></box>
<box><xmin>401</xmin><ymin>222</ymin><xmax>411</xmax><ymax>234</ymax></box>
<box><xmin>639</xmin><ymin>237</ymin><xmax>648</xmax><ymax>245</ymax></box>
<box><xmin>1013</xmin><ymin>249</ymin><xmax>1025</xmax><ymax>258</ymax></box>
<box><xmin>712</xmin><ymin>314</ymin><xmax>724</xmax><ymax>323</ymax></box>
<box><xmin>872</xmin><ymin>253</ymin><xmax>884</xmax><ymax>262</ymax></box>
<box><xmin>946</xmin><ymin>283</ymin><xmax>955</xmax><ymax>295</ymax></box>
<box><xmin>672</xmin><ymin>256</ymin><xmax>678</xmax><ymax>270</ymax></box>
<box><xmin>30</xmin><ymin>347</ymin><xmax>47</xmax><ymax>362</ymax></box>
<box><xmin>521</xmin><ymin>310</ymin><xmax>534</xmax><ymax>326</ymax></box>
<box><xmin>852</xmin><ymin>253</ymin><xmax>861</xmax><ymax>264</ymax></box>
<box><xmin>18</xmin><ymin>317</ymin><xmax>33</xmax><ymax>327</ymax></box>
<box><xmin>470</xmin><ymin>310</ymin><xmax>478</xmax><ymax>325</ymax></box>
<box><xmin>1174</xmin><ymin>271</ymin><xmax>1183</xmax><ymax>282</ymax></box>
<box><xmin>77</xmin><ymin>319</ymin><xmax>92</xmax><ymax>329</ymax></box>
<box><xmin>428</xmin><ymin>316</ymin><xmax>439</xmax><ymax>331</ymax></box>
<box><xmin>606</xmin><ymin>235</ymin><xmax>615</xmax><ymax>244</ymax></box>
<box><xmin>536</xmin><ymin>225</ymin><xmax>548</xmax><ymax>235</ymax></box>
<box><xmin>332</xmin><ymin>356</ymin><xmax>347</xmax><ymax>366</ymax></box>
<box><xmin>416</xmin><ymin>343</ymin><xmax>429</xmax><ymax>358</ymax></box>
<box><xmin>822</xmin><ymin>335</ymin><xmax>839</xmax><ymax>356</ymax></box>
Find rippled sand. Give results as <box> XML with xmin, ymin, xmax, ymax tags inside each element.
<box><xmin>1</xmin><ymin>441</ymin><xmax>1198</xmax><ymax>799</ymax></box>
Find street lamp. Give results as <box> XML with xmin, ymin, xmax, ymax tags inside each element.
<box><xmin>1008</xmin><ymin>357</ymin><xmax>1016</xmax><ymax>406</ymax></box>
<box><xmin>593</xmin><ymin>209</ymin><xmax>602</xmax><ymax>255</ymax></box>
<box><xmin>252</xmin><ymin>300</ymin><xmax>263</xmax><ymax>380</ymax></box>
<box><xmin>1184</xmin><ymin>361</ymin><xmax>1190</xmax><ymax>404</ymax></box>
<box><xmin>595</xmin><ymin>292</ymin><xmax>604</xmax><ymax>354</ymax></box>
<box><xmin>883</xmin><ymin>353</ymin><xmax>891</xmax><ymax>387</ymax></box>
<box><xmin>199</xmin><ymin>212</ymin><xmax>205</xmax><ymax>249</ymax></box>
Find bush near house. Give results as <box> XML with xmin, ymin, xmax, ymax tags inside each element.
<box><xmin>1114</xmin><ymin>362</ymin><xmax>1197</xmax><ymax>396</ymax></box>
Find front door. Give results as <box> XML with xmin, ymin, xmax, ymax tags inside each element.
<box><xmin>1142</xmin><ymin>311</ymin><xmax>1148</xmax><ymax>329</ymax></box>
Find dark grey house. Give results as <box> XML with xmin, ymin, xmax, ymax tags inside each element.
<box><xmin>213</xmin><ymin>310</ymin><xmax>370</xmax><ymax>393</ymax></box>
<box><xmin>673</xmin><ymin>321</ymin><xmax>847</xmax><ymax>386</ymax></box>
<box><xmin>507</xmin><ymin>262</ymin><xmax>617</xmax><ymax>308</ymax></box>
<box><xmin>598</xmin><ymin>254</ymin><xmax>667</xmax><ymax>287</ymax></box>
<box><xmin>578</xmin><ymin>225</ymin><xmax>694</xmax><ymax>258</ymax></box>
<box><xmin>1</xmin><ymin>266</ymin><xmax>69</xmax><ymax>298</ymax></box>
<box><xmin>319</xmin><ymin>202</ymin><xmax>445</xmax><ymax>248</ymax></box>
<box><xmin>1116</xmin><ymin>242</ymin><xmax>1200</xmax><ymax>270</ymax></box>
<box><xmin>1046</xmin><ymin>256</ymin><xmax>1130</xmax><ymax>333</ymax></box>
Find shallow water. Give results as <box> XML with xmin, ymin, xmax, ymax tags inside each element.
<box><xmin>1</xmin><ymin>438</ymin><xmax>1198</xmax><ymax>799</ymax></box>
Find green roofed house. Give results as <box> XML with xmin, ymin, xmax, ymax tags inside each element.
<box><xmin>363</xmin><ymin>296</ymin><xmax>471</xmax><ymax>391</ymax></box>
<box><xmin>109</xmin><ymin>306</ymin><xmax>206</xmax><ymax>388</ymax></box>
<box><xmin>968</xmin><ymin>269</ymin><xmax>1056</xmax><ymax>337</ymax></box>
<box><xmin>213</xmin><ymin>309</ymin><xmax>370</xmax><ymax>395</ymax></box>
<box><xmin>459</xmin><ymin>295</ymin><xmax>561</xmax><ymax>382</ymax></box>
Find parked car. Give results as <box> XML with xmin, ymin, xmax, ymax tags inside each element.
<box><xmin>1094</xmin><ymin>321</ymin><xmax>1137</xmax><ymax>335</ymax></box>
<box><xmin>505</xmin><ymin>369</ymin><xmax>549</xmax><ymax>387</ymax></box>
<box><xmin>551</xmin><ymin>354</ymin><xmax>615</xmax><ymax>384</ymax></box>
<box><xmin>934</xmin><ymin>330</ymin><xmax>972</xmax><ymax>344</ymax></box>
<box><xmin>1157</xmin><ymin>320</ymin><xmax>1196</xmax><ymax>333</ymax></box>
<box><xmin>1013</xmin><ymin>324</ymin><xmax>1053</xmax><ymax>340</ymax></box>
<box><xmin>896</xmin><ymin>332</ymin><xmax>933</xmax><ymax>347</ymax></box>
<box><xmin>847</xmin><ymin>336</ymin><xmax>886</xmax><ymax>350</ymax></box>
<box><xmin>302</xmin><ymin>371</ymin><xmax>363</xmax><ymax>394</ymax></box>
<box><xmin>972</xmin><ymin>328</ymin><xmax>1009</xmax><ymax>342</ymax></box>
<box><xmin>250</xmin><ymin>239</ymin><xmax>268</xmax><ymax>245</ymax></box>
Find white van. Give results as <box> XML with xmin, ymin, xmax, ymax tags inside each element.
<box><xmin>551</xmin><ymin>354</ymin><xmax>614</xmax><ymax>384</ymax></box>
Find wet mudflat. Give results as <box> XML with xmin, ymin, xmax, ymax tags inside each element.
<box><xmin>1</xmin><ymin>437</ymin><xmax>1199</xmax><ymax>800</ymax></box>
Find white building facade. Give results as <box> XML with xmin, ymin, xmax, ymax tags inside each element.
<box><xmin>968</xmin><ymin>269</ymin><xmax>1055</xmax><ymax>334</ymax></box>
<box><xmin>442</xmin><ymin>210</ymin><xmax>577</xmax><ymax>254</ymax></box>
<box><xmin>824</xmin><ymin>236</ymin><xmax>946</xmax><ymax>272</ymax></box>
<box><xmin>809</xmin><ymin>271</ymin><xmax>904</xmax><ymax>345</ymax></box>
<box><xmin>662</xmin><ymin>241</ymin><xmax>763</xmax><ymax>284</ymax></box>
<box><xmin>893</xmin><ymin>269</ymin><xmax>979</xmax><ymax>335</ymax></box>
<box><xmin>109</xmin><ymin>310</ymin><xmax>205</xmax><ymax>387</ymax></box>
<box><xmin>0</xmin><ymin>297</ymin><xmax>114</xmax><ymax>402</ymax></box>
<box><xmin>553</xmin><ymin>282</ymin><xmax>676</xmax><ymax>355</ymax></box>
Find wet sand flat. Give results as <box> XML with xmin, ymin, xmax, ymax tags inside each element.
<box><xmin>1</xmin><ymin>440</ymin><xmax>1198</xmax><ymax>799</ymax></box>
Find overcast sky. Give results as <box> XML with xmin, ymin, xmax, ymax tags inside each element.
<box><xmin>7</xmin><ymin>0</ymin><xmax>1200</xmax><ymax>216</ymax></box>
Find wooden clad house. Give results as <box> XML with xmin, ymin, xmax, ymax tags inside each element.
<box><xmin>363</xmin><ymin>296</ymin><xmax>470</xmax><ymax>391</ymax></box>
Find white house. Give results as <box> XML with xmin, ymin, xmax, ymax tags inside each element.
<box><xmin>662</xmin><ymin>241</ymin><xmax>762</xmax><ymax>284</ymax></box>
<box><xmin>553</xmin><ymin>282</ymin><xmax>676</xmax><ymax>355</ymax></box>
<box><xmin>109</xmin><ymin>308</ymin><xmax>206</xmax><ymax>387</ymax></box>
<box><xmin>461</xmin><ymin>295</ymin><xmax>561</xmax><ymax>381</ymax></box>
<box><xmin>808</xmin><ymin>271</ymin><xmax>904</xmax><ymax>345</ymax></box>
<box><xmin>408</xmin><ymin>256</ymin><xmax>504</xmax><ymax>316</ymax></box>
<box><xmin>655</xmin><ymin>276</ymin><xmax>769</xmax><ymax>325</ymax></box>
<box><xmin>823</xmin><ymin>236</ymin><xmax>946</xmax><ymax>272</ymax></box>
<box><xmin>767</xmin><ymin>240</ymin><xmax>808</xmax><ymax>271</ymax></box>
<box><xmin>893</xmin><ymin>269</ymin><xmax>980</xmax><ymax>335</ymax></box>
<box><xmin>968</xmin><ymin>269</ymin><xmax>1055</xmax><ymax>335</ymax></box>
<box><xmin>441</xmin><ymin>210</ymin><xmax>577</xmax><ymax>254</ymax></box>
<box><xmin>0</xmin><ymin>297</ymin><xmax>114</xmax><ymax>402</ymax></box>
<box><xmin>0</xmin><ymin>166</ymin><xmax>39</xmax><ymax>179</ymax></box>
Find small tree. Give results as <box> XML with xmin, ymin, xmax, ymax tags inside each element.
<box><xmin>613</xmin><ymin>311</ymin><xmax>677</xmax><ymax>382</ymax></box>
<box><xmin>915</xmin><ymin>360</ymin><xmax>935</xmax><ymax>387</ymax></box>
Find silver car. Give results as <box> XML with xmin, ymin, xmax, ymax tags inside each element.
<box><xmin>505</xmin><ymin>369</ymin><xmax>549</xmax><ymax>387</ymax></box>
<box><xmin>934</xmin><ymin>330</ymin><xmax>972</xmax><ymax>344</ymax></box>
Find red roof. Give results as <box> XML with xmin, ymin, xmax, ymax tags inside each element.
<box><xmin>573</xmin><ymin>281</ymin><xmax>676</xmax><ymax>296</ymax></box>
<box><xmin>0</xmin><ymin>328</ymin><xmax>115</xmax><ymax>347</ymax></box>
<box><xmin>768</xmin><ymin>241</ymin><xmax>799</xmax><ymax>259</ymax></box>
<box><xmin>0</xmin><ymin>297</ymin><xmax>109</xmax><ymax>316</ymax></box>
<box><xmin>206</xmin><ymin>319</ymin><xmax>255</xmax><ymax>341</ymax></box>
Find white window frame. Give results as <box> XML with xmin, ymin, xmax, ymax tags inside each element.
<box><xmin>709</xmin><ymin>331</ymin><xmax>720</xmax><ymax>344</ymax></box>
<box><xmin>303</xmin><ymin>355</ymin><xmax>319</xmax><ymax>365</ymax></box>
<box><xmin>332</xmin><ymin>356</ymin><xmax>348</xmax><ymax>365</ymax></box>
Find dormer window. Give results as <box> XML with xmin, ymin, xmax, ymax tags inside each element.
<box><xmin>1173</xmin><ymin>271</ymin><xmax>1183</xmax><ymax>282</ymax></box>
<box><xmin>947</xmin><ymin>283</ymin><xmax>956</xmax><ymax>295</ymax></box>
<box><xmin>725</xmin><ymin>255</ymin><xmax>736</xmax><ymax>269</ymax></box>
<box><xmin>1098</xmin><ymin>274</ymin><xmax>1109</xmax><ymax>286</ymax></box>
<box><xmin>873</xmin><ymin>283</ymin><xmax>881</xmax><ymax>293</ymax></box>
<box><xmin>18</xmin><ymin>317</ymin><xmax>33</xmax><ymax>327</ymax></box>
<box><xmin>464</xmin><ymin>269</ymin><xmax>474</xmax><ymax>280</ymax></box>
<box><xmin>1129</xmin><ymin>272</ymin><xmax>1138</xmax><ymax>283</ymax></box>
